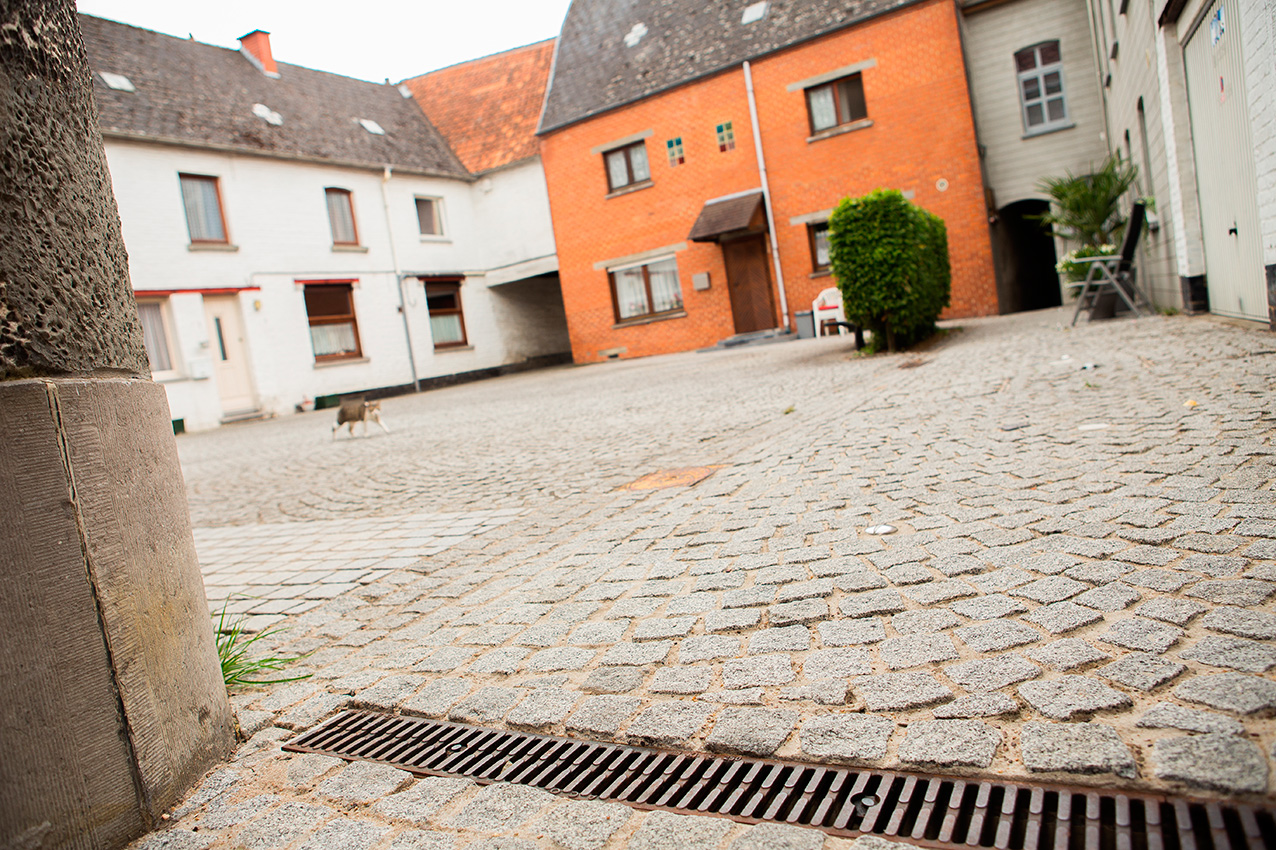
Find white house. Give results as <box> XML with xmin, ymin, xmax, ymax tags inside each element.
<box><xmin>81</xmin><ymin>15</ymin><xmax>570</xmax><ymax>431</ymax></box>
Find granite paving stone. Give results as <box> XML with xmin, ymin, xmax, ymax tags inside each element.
<box><xmin>1135</xmin><ymin>702</ymin><xmax>1245</xmax><ymax>736</ymax></box>
<box><xmin>650</xmin><ymin>666</ymin><xmax>712</xmax><ymax>694</ymax></box>
<box><xmin>956</xmin><ymin>620</ymin><xmax>1042</xmax><ymax>652</ymax></box>
<box><xmin>724</xmin><ymin>654</ymin><xmax>795</xmax><ymax>688</ymax></box>
<box><xmin>447</xmin><ymin>687</ymin><xmax>520</xmax><ymax>724</ymax></box>
<box><xmin>374</xmin><ymin>776</ymin><xmax>474</xmax><ymax>824</ymax></box>
<box><xmin>892</xmin><ymin>608</ymin><xmax>962</xmax><ymax>634</ymax></box>
<box><xmin>600</xmin><ymin>641</ymin><xmax>672</xmax><ymax>666</ymax></box>
<box><xmin>898</xmin><ymin>719</ymin><xmax>1000</xmax><ymax>768</ymax></box>
<box><xmin>776</xmin><ymin>578</ymin><xmax>834</xmax><ymax>601</ymax></box>
<box><xmin>748</xmin><ymin>625</ymin><xmax>812</xmax><ymax>653</ymax></box>
<box><xmin>1201</xmin><ymin>606</ymin><xmax>1276</xmax><ymax>640</ymax></box>
<box><xmin>1153</xmin><ymin>734</ymin><xmax>1268</xmax><ymax>794</ymax></box>
<box><xmin>1173</xmin><ymin>673</ymin><xmax>1276</xmax><ymax>714</ymax></box>
<box><xmin>1125</xmin><ymin>569</ymin><xmax>1195</xmax><ymax>592</ymax></box>
<box><xmin>285</xmin><ymin>754</ymin><xmax>342</xmax><ymax>788</ymax></box>
<box><xmin>1098</xmin><ymin>618</ymin><xmax>1183</xmax><ymax>653</ymax></box>
<box><xmin>1134</xmin><ymin>597</ymin><xmax>1207</xmax><ymax>626</ymax></box>
<box><xmin>803</xmin><ymin>648</ymin><xmax>873</xmax><ymax>679</ymax></box>
<box><xmin>798</xmin><ymin>713</ymin><xmax>894</xmax><ymax>762</ymax></box>
<box><xmin>581</xmin><ymin>666</ymin><xmax>644</xmax><ymax>693</ymax></box>
<box><xmin>506</xmin><ymin>688</ymin><xmax>577</xmax><ymax>728</ymax></box>
<box><xmin>298</xmin><ymin>818</ymin><xmax>388</xmax><ymax>850</ymax></box>
<box><xmin>1012</xmin><ymin>576</ymin><xmax>1087</xmax><ymax>604</ymax></box>
<box><xmin>945</xmin><ymin>654</ymin><xmax>1041</xmax><ymax>692</ymax></box>
<box><xmin>1018</xmin><ymin>676</ymin><xmax>1132</xmax><ymax>719</ymax></box>
<box><xmin>971</xmin><ymin>568</ymin><xmax>1034</xmax><ymax>593</ymax></box>
<box><xmin>566</xmin><ymin>695</ymin><xmax>642</xmax><ymax>735</ymax></box>
<box><xmin>854</xmin><ymin>672</ymin><xmax>953</xmax><ymax>711</ymax></box>
<box><xmin>1186</xmin><ymin>579</ymin><xmax>1275</xmax><ymax>606</ymax></box>
<box><xmin>728</xmin><ymin>823</ymin><xmax>826</xmax><ymax>850</ymax></box>
<box><xmin>679</xmin><ymin>635</ymin><xmax>742</xmax><ymax>663</ymax></box>
<box><xmin>780</xmin><ymin>679</ymin><xmax>849</xmax><ymax>704</ymax></box>
<box><xmin>1024</xmin><ymin>602</ymin><xmax>1103</xmax><ymax>634</ymax></box>
<box><xmin>705</xmin><ymin>609</ymin><xmax>762</xmax><ymax>632</ymax></box>
<box><xmin>449</xmin><ymin>783</ymin><xmax>556</xmax><ymax>832</ymax></box>
<box><xmin>949</xmin><ymin>594</ymin><xmax>1028</xmax><ymax>620</ymax></box>
<box><xmin>538</xmin><ymin>799</ymin><xmax>633</xmax><ymax>850</ymax></box>
<box><xmin>933</xmin><ymin>693</ymin><xmax>1018</xmax><ymax>718</ymax></box>
<box><xmin>316</xmin><ymin>760</ymin><xmax>412</xmax><ymax>804</ymax></box>
<box><xmin>1180</xmin><ymin>636</ymin><xmax>1276</xmax><ymax>672</ymax></box>
<box><xmin>818</xmin><ymin>618</ymin><xmax>886</xmax><ymax>645</ymax></box>
<box><xmin>625</xmin><ymin>701</ymin><xmax>714</xmax><ymax>746</ymax></box>
<box><xmin>1096</xmin><ymin>652</ymin><xmax>1185</xmax><ymax>691</ymax></box>
<box><xmin>1072</xmin><ymin>583</ymin><xmax>1141</xmax><ymax>612</ymax></box>
<box><xmin>769</xmin><ymin>598</ymin><xmax>832</xmax><ymax>626</ymax></box>
<box><xmin>704</xmin><ymin>707</ymin><xmax>798</xmax><ymax>756</ymax></box>
<box><xmin>632</xmin><ymin>617</ymin><xmax>696</xmax><ymax>642</ymax></box>
<box><xmin>468</xmin><ymin>647</ymin><xmax>530</xmax><ymax>675</ymax></box>
<box><xmin>880</xmin><ymin>634</ymin><xmax>960</xmax><ymax>669</ymax></box>
<box><xmin>629</xmin><ymin>810</ymin><xmax>733</xmax><ymax>850</ymax></box>
<box><xmin>1020</xmin><ymin>722</ymin><xmax>1136</xmax><ymax>778</ymax></box>
<box><xmin>902</xmin><ymin>579</ymin><xmax>976</xmax><ymax>605</ymax></box>
<box><xmin>235</xmin><ymin>802</ymin><xmax>332</xmax><ymax>850</ymax></box>
<box><xmin>839</xmin><ymin>589</ymin><xmax>906</xmax><ymax>617</ymax></box>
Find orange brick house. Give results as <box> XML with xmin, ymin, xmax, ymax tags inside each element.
<box><xmin>537</xmin><ymin>0</ymin><xmax>998</xmax><ymax>362</ymax></box>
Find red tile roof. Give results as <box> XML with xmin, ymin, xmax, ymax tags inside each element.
<box><xmin>403</xmin><ymin>40</ymin><xmax>555</xmax><ymax>175</ymax></box>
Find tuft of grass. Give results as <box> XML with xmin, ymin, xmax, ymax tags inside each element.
<box><xmin>782</xmin><ymin>405</ymin><xmax>795</xmax><ymax>415</ymax></box>
<box><xmin>214</xmin><ymin>600</ymin><xmax>312</xmax><ymax>692</ymax></box>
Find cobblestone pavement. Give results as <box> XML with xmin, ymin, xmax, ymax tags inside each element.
<box><xmin>137</xmin><ymin>308</ymin><xmax>1276</xmax><ymax>850</ymax></box>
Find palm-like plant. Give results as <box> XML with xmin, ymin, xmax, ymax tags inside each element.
<box><xmin>1036</xmin><ymin>153</ymin><xmax>1140</xmax><ymax>247</ymax></box>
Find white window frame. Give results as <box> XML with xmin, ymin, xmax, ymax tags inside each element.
<box><xmin>136</xmin><ymin>298</ymin><xmax>180</xmax><ymax>380</ymax></box>
<box><xmin>1016</xmin><ymin>41</ymin><xmax>1071</xmax><ymax>135</ymax></box>
<box><xmin>415</xmin><ymin>196</ymin><xmax>447</xmax><ymax>240</ymax></box>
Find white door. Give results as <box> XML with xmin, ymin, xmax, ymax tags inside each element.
<box><xmin>1184</xmin><ymin>0</ymin><xmax>1266</xmax><ymax>321</ymax></box>
<box><xmin>203</xmin><ymin>295</ymin><xmax>257</xmax><ymax>415</ymax></box>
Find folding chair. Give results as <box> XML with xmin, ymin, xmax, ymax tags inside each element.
<box><xmin>1070</xmin><ymin>201</ymin><xmax>1151</xmax><ymax>326</ymax></box>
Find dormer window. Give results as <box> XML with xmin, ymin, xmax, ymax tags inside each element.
<box><xmin>99</xmin><ymin>72</ymin><xmax>135</xmax><ymax>92</ymax></box>
<box><xmin>358</xmin><ymin>118</ymin><xmax>385</xmax><ymax>135</ymax></box>
<box><xmin>623</xmin><ymin>23</ymin><xmax>648</xmax><ymax>47</ymax></box>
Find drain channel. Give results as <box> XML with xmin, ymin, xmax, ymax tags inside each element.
<box><xmin>285</xmin><ymin>710</ymin><xmax>1275</xmax><ymax>850</ymax></box>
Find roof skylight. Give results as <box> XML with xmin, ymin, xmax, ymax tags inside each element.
<box><xmin>741</xmin><ymin>2</ymin><xmax>768</xmax><ymax>24</ymax></box>
<box><xmin>623</xmin><ymin>22</ymin><xmax>648</xmax><ymax>47</ymax></box>
<box><xmin>99</xmin><ymin>71</ymin><xmax>135</xmax><ymax>92</ymax></box>
<box><xmin>252</xmin><ymin>103</ymin><xmax>283</xmax><ymax>125</ymax></box>
<box><xmin>358</xmin><ymin>118</ymin><xmax>386</xmax><ymax>135</ymax></box>
<box><xmin>397</xmin><ymin>84</ymin><xmax>413</xmax><ymax>98</ymax></box>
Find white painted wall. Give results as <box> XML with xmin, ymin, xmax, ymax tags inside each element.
<box><xmin>1240</xmin><ymin>0</ymin><xmax>1276</xmax><ymax>270</ymax></box>
<box><xmin>105</xmin><ymin>141</ymin><xmax>566</xmax><ymax>431</ymax></box>
<box><xmin>963</xmin><ymin>0</ymin><xmax>1109</xmax><ymax>207</ymax></box>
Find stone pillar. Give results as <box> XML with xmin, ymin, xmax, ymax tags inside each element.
<box><xmin>0</xmin><ymin>2</ymin><xmax>234</xmax><ymax>848</ymax></box>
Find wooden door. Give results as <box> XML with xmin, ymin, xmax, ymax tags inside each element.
<box><xmin>722</xmin><ymin>235</ymin><xmax>776</xmax><ymax>334</ymax></box>
<box><xmin>203</xmin><ymin>295</ymin><xmax>257</xmax><ymax>415</ymax></box>
<box><xmin>1184</xmin><ymin>0</ymin><xmax>1265</xmax><ymax>321</ymax></box>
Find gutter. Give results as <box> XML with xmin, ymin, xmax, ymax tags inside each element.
<box><xmin>743</xmin><ymin>60</ymin><xmax>790</xmax><ymax>332</ymax></box>
<box><xmin>380</xmin><ymin>166</ymin><xmax>420</xmax><ymax>392</ymax></box>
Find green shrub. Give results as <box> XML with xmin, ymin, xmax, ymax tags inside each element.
<box><xmin>828</xmin><ymin>189</ymin><xmax>950</xmax><ymax>352</ymax></box>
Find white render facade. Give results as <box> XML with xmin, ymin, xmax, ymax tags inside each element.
<box><xmin>108</xmin><ymin>141</ymin><xmax>568</xmax><ymax>432</ymax></box>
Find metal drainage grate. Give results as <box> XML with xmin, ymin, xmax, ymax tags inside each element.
<box><xmin>285</xmin><ymin>710</ymin><xmax>1275</xmax><ymax>850</ymax></box>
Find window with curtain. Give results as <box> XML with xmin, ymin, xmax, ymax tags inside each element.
<box><xmin>136</xmin><ymin>300</ymin><xmax>173</xmax><ymax>372</ymax></box>
<box><xmin>325</xmin><ymin>188</ymin><xmax>359</xmax><ymax>245</ymax></box>
<box><xmin>805</xmin><ymin>73</ymin><xmax>867</xmax><ymax>134</ymax></box>
<box><xmin>425</xmin><ymin>280</ymin><xmax>467</xmax><ymax>348</ymax></box>
<box><xmin>608</xmin><ymin>257</ymin><xmax>684</xmax><ymax>322</ymax></box>
<box><xmin>303</xmin><ymin>282</ymin><xmax>361</xmax><ymax>360</ymax></box>
<box><xmin>603</xmin><ymin>141</ymin><xmax>651</xmax><ymax>191</ymax></box>
<box><xmin>178</xmin><ymin>174</ymin><xmax>227</xmax><ymax>243</ymax></box>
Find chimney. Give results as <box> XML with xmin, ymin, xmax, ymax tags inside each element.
<box><xmin>238</xmin><ymin>30</ymin><xmax>280</xmax><ymax>78</ymax></box>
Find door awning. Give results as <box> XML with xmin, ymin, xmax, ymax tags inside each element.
<box><xmin>688</xmin><ymin>190</ymin><xmax>766</xmax><ymax>242</ymax></box>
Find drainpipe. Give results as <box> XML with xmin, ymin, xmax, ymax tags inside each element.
<box><xmin>380</xmin><ymin>165</ymin><xmax>420</xmax><ymax>392</ymax></box>
<box><xmin>743</xmin><ymin>60</ymin><xmax>790</xmax><ymax>332</ymax></box>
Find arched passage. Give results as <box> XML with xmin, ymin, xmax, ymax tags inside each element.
<box><xmin>990</xmin><ymin>199</ymin><xmax>1062</xmax><ymax>313</ymax></box>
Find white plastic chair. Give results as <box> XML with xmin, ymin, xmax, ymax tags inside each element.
<box><xmin>812</xmin><ymin>287</ymin><xmax>847</xmax><ymax>336</ymax></box>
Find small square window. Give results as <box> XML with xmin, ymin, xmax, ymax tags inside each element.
<box><xmin>716</xmin><ymin>122</ymin><xmax>736</xmax><ymax>152</ymax></box>
<box><xmin>666</xmin><ymin>137</ymin><xmax>685</xmax><ymax>166</ymax></box>
<box><xmin>604</xmin><ymin>140</ymin><xmax>651</xmax><ymax>191</ymax></box>
<box><xmin>805</xmin><ymin>74</ymin><xmax>867</xmax><ymax>134</ymax></box>
<box><xmin>425</xmin><ymin>280</ymin><xmax>467</xmax><ymax>348</ymax></box>
<box><xmin>178</xmin><ymin>174</ymin><xmax>228</xmax><ymax>243</ymax></box>
<box><xmin>808</xmin><ymin>222</ymin><xmax>831</xmax><ymax>272</ymax></box>
<box><xmin>416</xmin><ymin>197</ymin><xmax>443</xmax><ymax>236</ymax></box>
<box><xmin>325</xmin><ymin>188</ymin><xmax>359</xmax><ymax>246</ymax></box>
<box><xmin>304</xmin><ymin>282</ymin><xmax>362</xmax><ymax>360</ymax></box>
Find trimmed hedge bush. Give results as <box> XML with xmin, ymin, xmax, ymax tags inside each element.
<box><xmin>828</xmin><ymin>189</ymin><xmax>951</xmax><ymax>352</ymax></box>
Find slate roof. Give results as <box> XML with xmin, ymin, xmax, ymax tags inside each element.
<box><xmin>78</xmin><ymin>14</ymin><xmax>469</xmax><ymax>179</ymax></box>
<box><xmin>538</xmin><ymin>0</ymin><xmax>920</xmax><ymax>134</ymax></box>
<box><xmin>402</xmin><ymin>40</ymin><xmax>555</xmax><ymax>175</ymax></box>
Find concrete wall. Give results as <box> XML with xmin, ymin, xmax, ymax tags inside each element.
<box><xmin>105</xmin><ymin>142</ymin><xmax>567</xmax><ymax>430</ymax></box>
<box><xmin>962</xmin><ymin>0</ymin><xmax>1109</xmax><ymax>207</ymax></box>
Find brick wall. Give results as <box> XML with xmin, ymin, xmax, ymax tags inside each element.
<box><xmin>539</xmin><ymin>0</ymin><xmax>998</xmax><ymax>363</ymax></box>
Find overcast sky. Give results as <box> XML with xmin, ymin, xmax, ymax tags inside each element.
<box><xmin>74</xmin><ymin>0</ymin><xmax>572</xmax><ymax>82</ymax></box>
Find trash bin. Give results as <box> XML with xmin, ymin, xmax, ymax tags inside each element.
<box><xmin>795</xmin><ymin>310</ymin><xmax>816</xmax><ymax>339</ymax></box>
